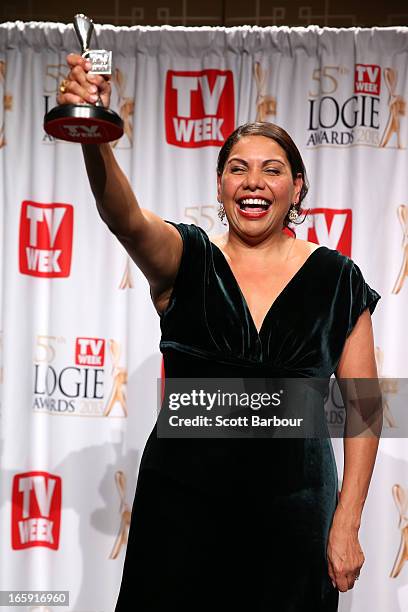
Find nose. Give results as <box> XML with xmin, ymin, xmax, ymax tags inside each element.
<box><xmin>243</xmin><ymin>167</ymin><xmax>266</xmax><ymax>191</ymax></box>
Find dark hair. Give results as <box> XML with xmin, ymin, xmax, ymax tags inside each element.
<box><xmin>217</xmin><ymin>122</ymin><xmax>309</xmax><ymax>234</ymax></box>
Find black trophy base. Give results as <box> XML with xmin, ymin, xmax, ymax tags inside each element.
<box><xmin>44</xmin><ymin>104</ymin><xmax>124</xmax><ymax>144</ymax></box>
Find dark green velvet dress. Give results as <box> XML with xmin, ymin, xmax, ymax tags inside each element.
<box><xmin>116</xmin><ymin>222</ymin><xmax>381</xmax><ymax>612</ymax></box>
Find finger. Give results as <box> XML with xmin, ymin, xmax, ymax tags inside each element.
<box><xmin>68</xmin><ymin>70</ymin><xmax>111</xmax><ymax>104</ymax></box>
<box><xmin>96</xmin><ymin>78</ymin><xmax>111</xmax><ymax>97</ymax></box>
<box><xmin>57</xmin><ymin>92</ymin><xmax>89</xmax><ymax>105</ymax></box>
<box><xmin>67</xmin><ymin>53</ymin><xmax>92</xmax><ymax>72</ymax></box>
<box><xmin>59</xmin><ymin>80</ymin><xmax>98</xmax><ymax>104</ymax></box>
<box><xmin>69</xmin><ymin>65</ymin><xmax>91</xmax><ymax>88</ymax></box>
<box><xmin>71</xmin><ymin>79</ymin><xmax>99</xmax><ymax>103</ymax></box>
<box><xmin>346</xmin><ymin>573</ymin><xmax>357</xmax><ymax>590</ymax></box>
<box><xmin>334</xmin><ymin>574</ymin><xmax>349</xmax><ymax>593</ymax></box>
<box><xmin>86</xmin><ymin>74</ymin><xmax>111</xmax><ymax>92</ymax></box>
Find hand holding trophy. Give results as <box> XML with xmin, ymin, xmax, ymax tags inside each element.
<box><xmin>44</xmin><ymin>13</ymin><xmax>124</xmax><ymax>144</ymax></box>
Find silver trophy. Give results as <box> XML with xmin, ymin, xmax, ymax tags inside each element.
<box><xmin>74</xmin><ymin>14</ymin><xmax>112</xmax><ymax>79</ymax></box>
<box><xmin>44</xmin><ymin>13</ymin><xmax>123</xmax><ymax>143</ymax></box>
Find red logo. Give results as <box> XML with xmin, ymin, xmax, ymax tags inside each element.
<box><xmin>295</xmin><ymin>208</ymin><xmax>352</xmax><ymax>256</ymax></box>
<box><xmin>11</xmin><ymin>471</ymin><xmax>62</xmax><ymax>550</ymax></box>
<box><xmin>354</xmin><ymin>64</ymin><xmax>381</xmax><ymax>96</ymax></box>
<box><xmin>165</xmin><ymin>70</ymin><xmax>235</xmax><ymax>147</ymax></box>
<box><xmin>75</xmin><ymin>337</ymin><xmax>105</xmax><ymax>366</ymax></box>
<box><xmin>19</xmin><ymin>201</ymin><xmax>74</xmax><ymax>278</ymax></box>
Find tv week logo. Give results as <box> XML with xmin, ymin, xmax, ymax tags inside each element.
<box><xmin>354</xmin><ymin>64</ymin><xmax>381</xmax><ymax>96</ymax></box>
<box><xmin>19</xmin><ymin>201</ymin><xmax>74</xmax><ymax>278</ymax></box>
<box><xmin>11</xmin><ymin>471</ymin><xmax>62</xmax><ymax>550</ymax></box>
<box><xmin>295</xmin><ymin>208</ymin><xmax>352</xmax><ymax>256</ymax></box>
<box><xmin>75</xmin><ymin>337</ymin><xmax>105</xmax><ymax>366</ymax></box>
<box><xmin>165</xmin><ymin>70</ymin><xmax>234</xmax><ymax>147</ymax></box>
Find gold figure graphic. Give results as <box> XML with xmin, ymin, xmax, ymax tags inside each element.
<box><xmin>109</xmin><ymin>470</ymin><xmax>131</xmax><ymax>559</ymax></box>
<box><xmin>253</xmin><ymin>62</ymin><xmax>276</xmax><ymax>122</ymax></box>
<box><xmin>392</xmin><ymin>205</ymin><xmax>408</xmax><ymax>294</ymax></box>
<box><xmin>375</xmin><ymin>346</ymin><xmax>398</xmax><ymax>428</ymax></box>
<box><xmin>111</xmin><ymin>68</ymin><xmax>134</xmax><ymax>149</ymax></box>
<box><xmin>0</xmin><ymin>61</ymin><xmax>13</xmax><ymax>149</ymax></box>
<box><xmin>119</xmin><ymin>256</ymin><xmax>134</xmax><ymax>289</ymax></box>
<box><xmin>380</xmin><ymin>68</ymin><xmax>406</xmax><ymax>149</ymax></box>
<box><xmin>104</xmin><ymin>340</ymin><xmax>128</xmax><ymax>417</ymax></box>
<box><xmin>390</xmin><ymin>484</ymin><xmax>408</xmax><ymax>578</ymax></box>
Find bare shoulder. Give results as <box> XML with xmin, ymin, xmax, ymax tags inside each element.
<box><xmin>140</xmin><ymin>208</ymin><xmax>182</xmax><ymax>240</ymax></box>
<box><xmin>294</xmin><ymin>238</ymin><xmax>322</xmax><ymax>256</ymax></box>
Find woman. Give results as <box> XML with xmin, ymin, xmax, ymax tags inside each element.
<box><xmin>59</xmin><ymin>55</ymin><xmax>381</xmax><ymax>611</ymax></box>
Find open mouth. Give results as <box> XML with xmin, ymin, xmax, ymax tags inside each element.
<box><xmin>237</xmin><ymin>197</ymin><xmax>272</xmax><ymax>212</ymax></box>
<box><xmin>236</xmin><ymin>197</ymin><xmax>272</xmax><ymax>218</ymax></box>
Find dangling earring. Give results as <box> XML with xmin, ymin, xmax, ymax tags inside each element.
<box><xmin>288</xmin><ymin>203</ymin><xmax>299</xmax><ymax>222</ymax></box>
<box><xmin>218</xmin><ymin>203</ymin><xmax>227</xmax><ymax>225</ymax></box>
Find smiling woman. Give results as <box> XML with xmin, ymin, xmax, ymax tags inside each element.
<box><xmin>115</xmin><ymin>124</ymin><xmax>381</xmax><ymax>612</ymax></box>
<box><xmin>216</xmin><ymin>122</ymin><xmax>309</xmax><ymax>232</ymax></box>
<box><xmin>57</xmin><ymin>53</ymin><xmax>381</xmax><ymax>612</ymax></box>
<box><xmin>208</xmin><ymin>125</ymin><xmax>320</xmax><ymax>334</ymax></box>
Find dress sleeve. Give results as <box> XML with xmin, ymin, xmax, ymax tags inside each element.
<box><xmin>160</xmin><ymin>221</ymin><xmax>208</xmax><ymax>317</ymax></box>
<box><xmin>164</xmin><ymin>221</ymin><xmax>206</xmax><ymax>284</ymax></box>
<box><xmin>346</xmin><ymin>261</ymin><xmax>381</xmax><ymax>337</ymax></box>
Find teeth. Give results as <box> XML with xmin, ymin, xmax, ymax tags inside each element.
<box><xmin>239</xmin><ymin>198</ymin><xmax>270</xmax><ymax>206</ymax></box>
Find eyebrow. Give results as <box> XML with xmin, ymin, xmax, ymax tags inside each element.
<box><xmin>227</xmin><ymin>157</ymin><xmax>285</xmax><ymax>166</ymax></box>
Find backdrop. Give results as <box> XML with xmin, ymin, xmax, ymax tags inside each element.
<box><xmin>0</xmin><ymin>22</ymin><xmax>407</xmax><ymax>612</ymax></box>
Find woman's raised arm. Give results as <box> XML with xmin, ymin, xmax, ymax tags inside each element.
<box><xmin>57</xmin><ymin>53</ymin><xmax>183</xmax><ymax>301</ymax></box>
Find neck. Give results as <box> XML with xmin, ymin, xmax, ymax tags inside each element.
<box><xmin>223</xmin><ymin>228</ymin><xmax>296</xmax><ymax>260</ymax></box>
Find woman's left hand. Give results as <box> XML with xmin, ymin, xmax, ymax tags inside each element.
<box><xmin>326</xmin><ymin>514</ymin><xmax>365</xmax><ymax>592</ymax></box>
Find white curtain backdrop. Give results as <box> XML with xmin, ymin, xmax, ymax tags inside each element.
<box><xmin>0</xmin><ymin>21</ymin><xmax>407</xmax><ymax>612</ymax></box>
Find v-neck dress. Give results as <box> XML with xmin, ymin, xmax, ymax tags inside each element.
<box><xmin>115</xmin><ymin>222</ymin><xmax>381</xmax><ymax>612</ymax></box>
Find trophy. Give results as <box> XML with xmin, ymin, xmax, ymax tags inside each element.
<box><xmin>43</xmin><ymin>14</ymin><xmax>124</xmax><ymax>144</ymax></box>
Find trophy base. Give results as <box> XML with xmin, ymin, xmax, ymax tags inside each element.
<box><xmin>44</xmin><ymin>104</ymin><xmax>124</xmax><ymax>144</ymax></box>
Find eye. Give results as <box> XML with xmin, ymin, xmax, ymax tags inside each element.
<box><xmin>230</xmin><ymin>166</ymin><xmax>246</xmax><ymax>173</ymax></box>
<box><xmin>264</xmin><ymin>167</ymin><xmax>280</xmax><ymax>175</ymax></box>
